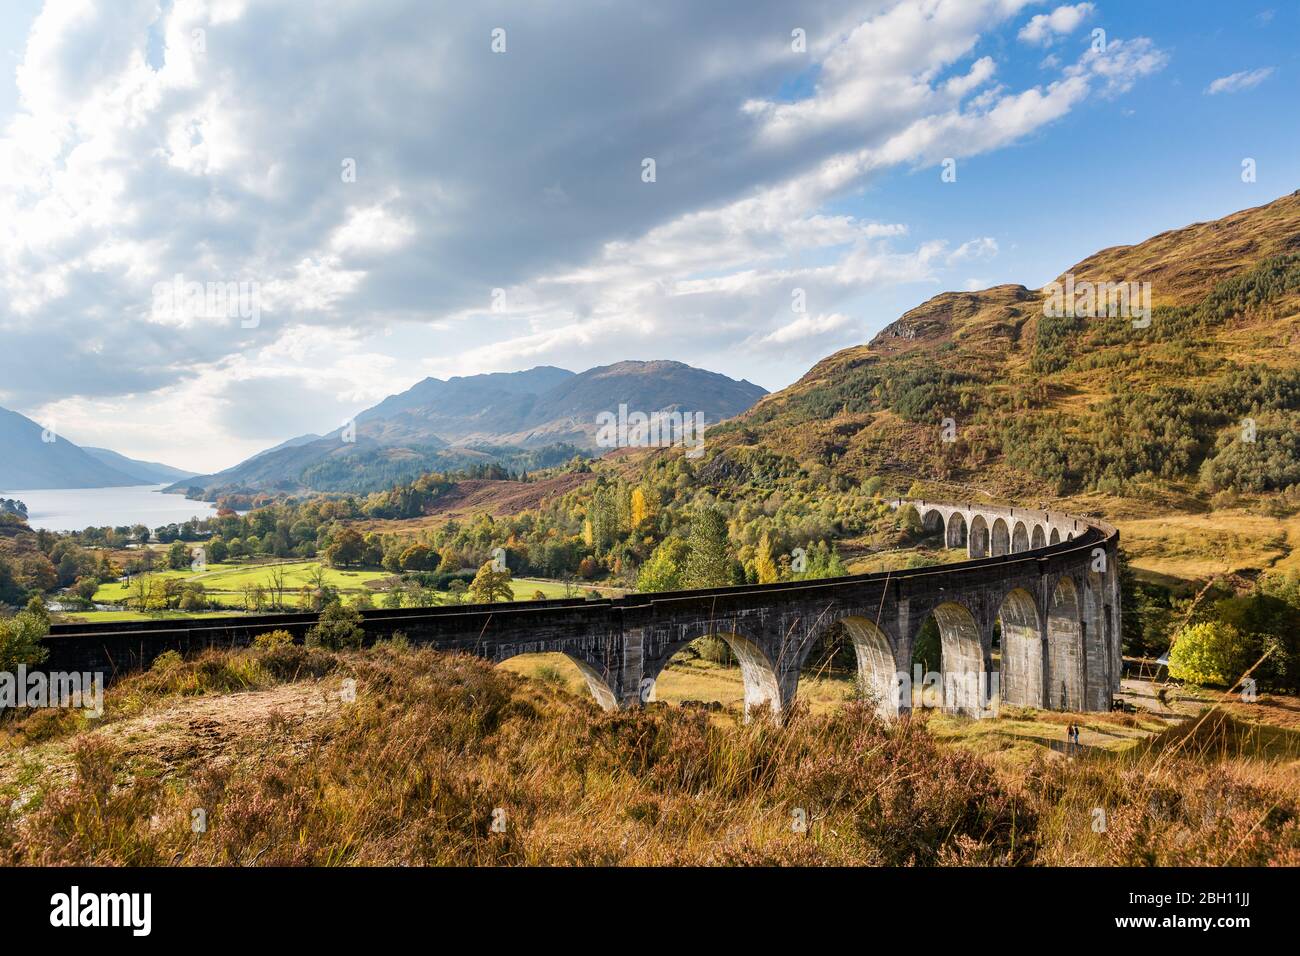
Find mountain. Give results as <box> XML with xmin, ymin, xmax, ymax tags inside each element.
<box><xmin>357</xmin><ymin>366</ymin><xmax>575</xmax><ymax>435</ymax></box>
<box><xmin>0</xmin><ymin>407</ymin><xmax>151</xmax><ymax>489</ymax></box>
<box><xmin>172</xmin><ymin>360</ymin><xmax>768</xmax><ymax>497</ymax></box>
<box><xmin>347</xmin><ymin>366</ymin><xmax>577</xmax><ymax>448</ymax></box>
<box><xmin>82</xmin><ymin>448</ymin><xmax>197</xmax><ymax>484</ymax></box>
<box><xmin>246</xmin><ymin>432</ymin><xmax>324</xmax><ymax>461</ymax></box>
<box><xmin>493</xmin><ymin>361</ymin><xmax>767</xmax><ymax>447</ymax></box>
<box><xmin>698</xmin><ymin>189</ymin><xmax>1300</xmax><ymax>508</ymax></box>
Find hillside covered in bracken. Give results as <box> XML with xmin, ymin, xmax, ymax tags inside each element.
<box><xmin>702</xmin><ymin>190</ymin><xmax>1300</xmax><ymax>516</ymax></box>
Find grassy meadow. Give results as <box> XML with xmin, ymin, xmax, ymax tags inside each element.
<box><xmin>67</xmin><ymin>557</ymin><xmax>617</xmax><ymax>623</ymax></box>
<box><xmin>1112</xmin><ymin>509</ymin><xmax>1300</xmax><ymax>586</ymax></box>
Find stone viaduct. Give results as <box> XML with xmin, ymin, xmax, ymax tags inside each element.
<box><xmin>41</xmin><ymin>500</ymin><xmax>1121</xmax><ymax>718</ymax></box>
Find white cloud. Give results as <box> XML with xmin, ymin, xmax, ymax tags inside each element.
<box><xmin>1065</xmin><ymin>36</ymin><xmax>1169</xmax><ymax>98</ymax></box>
<box><xmin>328</xmin><ymin>204</ymin><xmax>417</xmax><ymax>256</ymax></box>
<box><xmin>947</xmin><ymin>237</ymin><xmax>999</xmax><ymax>264</ymax></box>
<box><xmin>1205</xmin><ymin>67</ymin><xmax>1274</xmax><ymax>95</ymax></box>
<box><xmin>1018</xmin><ymin>4</ymin><xmax>1095</xmax><ymax>45</ymax></box>
<box><xmin>0</xmin><ymin>0</ymin><xmax>1168</xmax><ymax>470</ymax></box>
<box><xmin>758</xmin><ymin>312</ymin><xmax>854</xmax><ymax>346</ymax></box>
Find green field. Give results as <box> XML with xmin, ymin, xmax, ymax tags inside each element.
<box><xmin>93</xmin><ymin>559</ymin><xmax>389</xmax><ymax>606</ymax></box>
<box><xmin>509</xmin><ymin>577</ymin><xmax>624</xmax><ymax>600</ymax></box>
<box><xmin>87</xmin><ymin>559</ymin><xmax>621</xmax><ymax>614</ymax></box>
<box><xmin>59</xmin><ymin>610</ymin><xmax>240</xmax><ymax>624</ymax></box>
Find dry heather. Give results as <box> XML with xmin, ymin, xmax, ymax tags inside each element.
<box><xmin>0</xmin><ymin>644</ymin><xmax>1296</xmax><ymax>866</ymax></box>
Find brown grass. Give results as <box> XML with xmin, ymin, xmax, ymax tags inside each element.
<box><xmin>1114</xmin><ymin>510</ymin><xmax>1300</xmax><ymax>585</ymax></box>
<box><xmin>1</xmin><ymin>645</ymin><xmax>1296</xmax><ymax>866</ymax></box>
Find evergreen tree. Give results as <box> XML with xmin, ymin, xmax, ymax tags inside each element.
<box><xmin>685</xmin><ymin>507</ymin><xmax>733</xmax><ymax>588</ymax></box>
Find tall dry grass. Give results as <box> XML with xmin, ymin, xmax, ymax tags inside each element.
<box><xmin>1</xmin><ymin>643</ymin><xmax>1295</xmax><ymax>866</ymax></box>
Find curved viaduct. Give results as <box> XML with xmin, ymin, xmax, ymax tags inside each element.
<box><xmin>42</xmin><ymin>500</ymin><xmax>1121</xmax><ymax>718</ymax></box>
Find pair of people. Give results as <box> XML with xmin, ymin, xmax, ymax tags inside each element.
<box><xmin>1066</xmin><ymin>723</ymin><xmax>1081</xmax><ymax>750</ymax></box>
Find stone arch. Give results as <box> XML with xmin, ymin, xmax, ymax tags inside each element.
<box><xmin>1011</xmin><ymin>521</ymin><xmax>1030</xmax><ymax>553</ymax></box>
<box><xmin>968</xmin><ymin>514</ymin><xmax>989</xmax><ymax>558</ymax></box>
<box><xmin>648</xmin><ymin>629</ymin><xmax>782</xmax><ymax>719</ymax></box>
<box><xmin>990</xmin><ymin>517</ymin><xmax>1011</xmax><ymax>556</ymax></box>
<box><xmin>1031</xmin><ymin>524</ymin><xmax>1046</xmax><ymax>550</ymax></box>
<box><xmin>840</xmin><ymin>616</ymin><xmax>900</xmax><ymax>718</ymax></box>
<box><xmin>945</xmin><ymin>512</ymin><xmax>968</xmax><ymax>550</ymax></box>
<box><xmin>1049</xmin><ymin>528</ymin><xmax>1061</xmax><ymax>545</ymax></box>
<box><xmin>498</xmin><ymin>650</ymin><xmax>617</xmax><ymax>711</ymax></box>
<box><xmin>930</xmin><ymin>602</ymin><xmax>987</xmax><ymax>716</ymax></box>
<box><xmin>1047</xmin><ymin>577</ymin><xmax>1084</xmax><ymax>710</ymax></box>
<box><xmin>921</xmin><ymin>508</ymin><xmax>946</xmax><ymax>538</ymax></box>
<box><xmin>997</xmin><ymin>588</ymin><xmax>1042</xmax><ymax>708</ymax></box>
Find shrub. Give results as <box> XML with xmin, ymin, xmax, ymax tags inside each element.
<box><xmin>256</xmin><ymin>644</ymin><xmax>335</xmax><ymax>682</ymax></box>
<box><xmin>1167</xmin><ymin>621</ymin><xmax>1257</xmax><ymax>688</ymax></box>
<box><xmin>253</xmin><ymin>630</ymin><xmax>295</xmax><ymax>650</ymax></box>
<box><xmin>693</xmin><ymin>635</ymin><xmax>734</xmax><ymax>665</ymax></box>
<box><xmin>150</xmin><ymin>650</ymin><xmax>184</xmax><ymax>672</ymax></box>
<box><xmin>0</xmin><ymin>604</ymin><xmax>50</xmax><ymax>671</ymax></box>
<box><xmin>895</xmin><ymin>503</ymin><xmax>922</xmax><ymax>535</ymax></box>
<box><xmin>375</xmin><ymin>630</ymin><xmax>409</xmax><ymax>652</ymax></box>
<box><xmin>535</xmin><ymin>664</ymin><xmax>568</xmax><ymax>686</ymax></box>
<box><xmin>305</xmin><ymin>603</ymin><xmax>365</xmax><ymax>650</ymax></box>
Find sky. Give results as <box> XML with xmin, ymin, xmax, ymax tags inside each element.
<box><xmin>0</xmin><ymin>0</ymin><xmax>1296</xmax><ymax>473</ymax></box>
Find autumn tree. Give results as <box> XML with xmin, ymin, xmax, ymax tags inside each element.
<box><xmin>630</xmin><ymin>485</ymin><xmax>660</xmax><ymax>533</ymax></box>
<box><xmin>753</xmin><ymin>531</ymin><xmax>780</xmax><ymax>584</ymax></box>
<box><xmin>325</xmin><ymin>528</ymin><xmax>365</xmax><ymax>567</ymax></box>
<box><xmin>468</xmin><ymin>560</ymin><xmax>514</xmax><ymax>604</ymax></box>
<box><xmin>399</xmin><ymin>544</ymin><xmax>434</xmax><ymax>571</ymax></box>
<box><xmin>636</xmin><ymin>537</ymin><xmax>690</xmax><ymax>592</ymax></box>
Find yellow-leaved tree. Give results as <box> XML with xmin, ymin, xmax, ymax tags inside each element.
<box><xmin>631</xmin><ymin>486</ymin><xmax>658</xmax><ymax>532</ymax></box>
<box><xmin>468</xmin><ymin>561</ymin><xmax>514</xmax><ymax>604</ymax></box>
<box><xmin>754</xmin><ymin>531</ymin><xmax>780</xmax><ymax>584</ymax></box>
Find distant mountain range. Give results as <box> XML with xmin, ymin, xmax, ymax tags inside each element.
<box><xmin>82</xmin><ymin>448</ymin><xmax>197</xmax><ymax>485</ymax></box>
<box><xmin>0</xmin><ymin>407</ymin><xmax>197</xmax><ymax>490</ymax></box>
<box><xmin>171</xmin><ymin>360</ymin><xmax>767</xmax><ymax>498</ymax></box>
